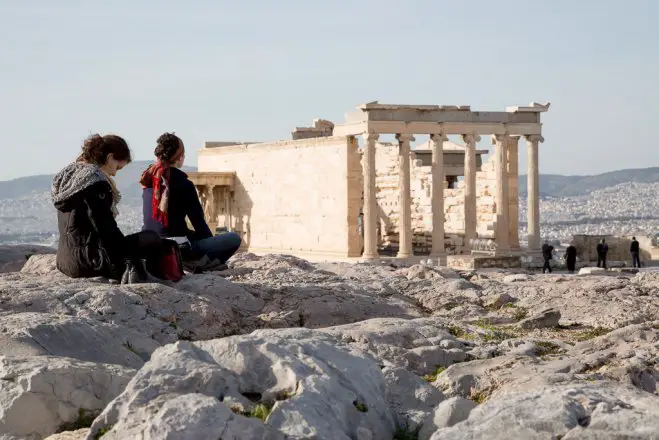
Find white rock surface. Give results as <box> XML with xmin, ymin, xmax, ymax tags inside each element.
<box><xmin>430</xmin><ymin>383</ymin><xmax>659</xmax><ymax>439</ymax></box>
<box><xmin>0</xmin><ymin>313</ymin><xmax>159</xmax><ymax>368</ymax></box>
<box><xmin>0</xmin><ymin>356</ymin><xmax>133</xmax><ymax>440</ymax></box>
<box><xmin>418</xmin><ymin>397</ymin><xmax>477</xmax><ymax>440</ymax></box>
<box><xmin>0</xmin><ymin>249</ymin><xmax>657</xmax><ymax>439</ymax></box>
<box><xmin>87</xmin><ymin>329</ymin><xmax>397</xmax><ymax>440</ymax></box>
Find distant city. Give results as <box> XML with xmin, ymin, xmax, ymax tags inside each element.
<box><xmin>1</xmin><ymin>166</ymin><xmax>658</xmax><ymax>247</ymax></box>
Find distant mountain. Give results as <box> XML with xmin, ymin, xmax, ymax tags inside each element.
<box><xmin>0</xmin><ymin>161</ymin><xmax>197</xmax><ymax>200</ymax></box>
<box><xmin>519</xmin><ymin>167</ymin><xmax>659</xmax><ymax>198</ymax></box>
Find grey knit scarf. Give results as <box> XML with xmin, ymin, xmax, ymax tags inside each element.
<box><xmin>51</xmin><ymin>162</ymin><xmax>122</xmax><ymax>216</ymax></box>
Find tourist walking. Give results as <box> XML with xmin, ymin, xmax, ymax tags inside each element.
<box><xmin>596</xmin><ymin>238</ymin><xmax>609</xmax><ymax>269</ymax></box>
<box><xmin>140</xmin><ymin>132</ymin><xmax>242</xmax><ymax>269</ymax></box>
<box><xmin>541</xmin><ymin>240</ymin><xmax>554</xmax><ymax>273</ymax></box>
<box><xmin>630</xmin><ymin>236</ymin><xmax>641</xmax><ymax>268</ymax></box>
<box><xmin>564</xmin><ymin>243</ymin><xmax>577</xmax><ymax>274</ymax></box>
<box><xmin>52</xmin><ymin>134</ymin><xmax>162</xmax><ymax>282</ymax></box>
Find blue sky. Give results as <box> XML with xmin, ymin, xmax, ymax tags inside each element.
<box><xmin>1</xmin><ymin>0</ymin><xmax>657</xmax><ymax>180</ymax></box>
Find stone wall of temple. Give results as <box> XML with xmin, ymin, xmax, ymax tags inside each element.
<box><xmin>198</xmin><ymin>136</ymin><xmax>362</xmax><ymax>258</ymax></box>
<box><xmin>373</xmin><ymin>143</ymin><xmax>499</xmax><ymax>254</ymax></box>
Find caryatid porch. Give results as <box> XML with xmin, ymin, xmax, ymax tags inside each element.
<box><xmin>332</xmin><ymin>101</ymin><xmax>550</xmax><ymax>260</ymax></box>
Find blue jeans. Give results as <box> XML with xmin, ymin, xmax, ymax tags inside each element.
<box><xmin>190</xmin><ymin>232</ymin><xmax>242</xmax><ymax>264</ymax></box>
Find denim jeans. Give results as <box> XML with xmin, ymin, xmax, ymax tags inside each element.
<box><xmin>190</xmin><ymin>232</ymin><xmax>242</xmax><ymax>264</ymax></box>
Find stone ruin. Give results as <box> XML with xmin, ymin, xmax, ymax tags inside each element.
<box><xmin>189</xmin><ymin>101</ymin><xmax>550</xmax><ymax>268</ymax></box>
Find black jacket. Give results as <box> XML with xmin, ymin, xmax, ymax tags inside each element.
<box><xmin>564</xmin><ymin>245</ymin><xmax>577</xmax><ymax>261</ymax></box>
<box><xmin>54</xmin><ymin>180</ymin><xmax>125</xmax><ymax>279</ymax></box>
<box><xmin>541</xmin><ymin>243</ymin><xmax>554</xmax><ymax>260</ymax></box>
<box><xmin>630</xmin><ymin>240</ymin><xmax>640</xmax><ymax>253</ymax></box>
<box><xmin>142</xmin><ymin>167</ymin><xmax>212</xmax><ymax>240</ymax></box>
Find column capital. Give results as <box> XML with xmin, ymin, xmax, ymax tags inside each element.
<box><xmin>363</xmin><ymin>133</ymin><xmax>380</xmax><ymax>143</ymax></box>
<box><xmin>525</xmin><ymin>134</ymin><xmax>545</xmax><ymax>144</ymax></box>
<box><xmin>396</xmin><ymin>133</ymin><xmax>415</xmax><ymax>143</ymax></box>
<box><xmin>491</xmin><ymin>133</ymin><xmax>510</xmax><ymax>145</ymax></box>
<box><xmin>430</xmin><ymin>133</ymin><xmax>448</xmax><ymax>143</ymax></box>
<box><xmin>461</xmin><ymin>133</ymin><xmax>481</xmax><ymax>144</ymax></box>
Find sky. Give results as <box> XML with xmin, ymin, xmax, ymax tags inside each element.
<box><xmin>1</xmin><ymin>0</ymin><xmax>658</xmax><ymax>180</ymax></box>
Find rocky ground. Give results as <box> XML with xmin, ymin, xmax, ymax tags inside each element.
<box><xmin>0</xmin><ymin>249</ymin><xmax>657</xmax><ymax>439</ymax></box>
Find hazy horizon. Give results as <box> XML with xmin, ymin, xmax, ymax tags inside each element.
<box><xmin>1</xmin><ymin>1</ymin><xmax>658</xmax><ymax>180</ymax></box>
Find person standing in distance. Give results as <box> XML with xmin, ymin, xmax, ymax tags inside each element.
<box><xmin>596</xmin><ymin>238</ymin><xmax>609</xmax><ymax>269</ymax></box>
<box><xmin>630</xmin><ymin>236</ymin><xmax>641</xmax><ymax>268</ymax></box>
<box><xmin>541</xmin><ymin>240</ymin><xmax>554</xmax><ymax>274</ymax></box>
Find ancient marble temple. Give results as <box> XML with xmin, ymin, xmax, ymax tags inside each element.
<box><xmin>190</xmin><ymin>101</ymin><xmax>550</xmax><ymax>268</ymax></box>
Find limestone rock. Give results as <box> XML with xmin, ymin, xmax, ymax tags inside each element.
<box><xmin>0</xmin><ymin>312</ymin><xmax>159</xmax><ymax>368</ymax></box>
<box><xmin>517</xmin><ymin>307</ymin><xmax>561</xmax><ymax>329</ymax></box>
<box><xmin>429</xmin><ymin>383</ymin><xmax>659</xmax><ymax>439</ymax></box>
<box><xmin>482</xmin><ymin>292</ymin><xmax>515</xmax><ymax>309</ymax></box>
<box><xmin>502</xmin><ymin>273</ymin><xmax>530</xmax><ymax>283</ymax></box>
<box><xmin>0</xmin><ymin>356</ymin><xmax>133</xmax><ymax>440</ymax></box>
<box><xmin>321</xmin><ymin>317</ymin><xmax>469</xmax><ymax>375</ymax></box>
<box><xmin>579</xmin><ymin>267</ymin><xmax>607</xmax><ymax>275</ymax></box>
<box><xmin>418</xmin><ymin>397</ymin><xmax>477</xmax><ymax>440</ymax></box>
<box><xmin>87</xmin><ymin>329</ymin><xmax>397</xmax><ymax>440</ymax></box>
<box><xmin>383</xmin><ymin>367</ymin><xmax>445</xmax><ymax>430</ymax></box>
<box><xmin>45</xmin><ymin>429</ymin><xmax>89</xmax><ymax>440</ymax></box>
<box><xmin>21</xmin><ymin>253</ymin><xmax>60</xmax><ymax>276</ymax></box>
<box><xmin>140</xmin><ymin>394</ymin><xmax>284</xmax><ymax>440</ymax></box>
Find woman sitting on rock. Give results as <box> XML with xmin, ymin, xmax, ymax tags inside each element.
<box><xmin>140</xmin><ymin>132</ymin><xmax>241</xmax><ymax>270</ymax></box>
<box><xmin>52</xmin><ymin>134</ymin><xmax>162</xmax><ymax>283</ymax></box>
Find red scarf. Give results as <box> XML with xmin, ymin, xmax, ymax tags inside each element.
<box><xmin>140</xmin><ymin>146</ymin><xmax>184</xmax><ymax>228</ymax></box>
<box><xmin>140</xmin><ymin>160</ymin><xmax>172</xmax><ymax>226</ymax></box>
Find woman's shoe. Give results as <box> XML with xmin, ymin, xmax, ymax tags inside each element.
<box><xmin>122</xmin><ymin>259</ymin><xmax>161</xmax><ymax>284</ymax></box>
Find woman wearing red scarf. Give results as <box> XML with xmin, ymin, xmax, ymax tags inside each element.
<box><xmin>140</xmin><ymin>133</ymin><xmax>241</xmax><ymax>269</ymax></box>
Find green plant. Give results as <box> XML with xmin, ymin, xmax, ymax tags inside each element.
<box><xmin>468</xmin><ymin>389</ymin><xmax>488</xmax><ymax>404</ymax></box>
<box><xmin>353</xmin><ymin>401</ymin><xmax>368</xmax><ymax>413</ymax></box>
<box><xmin>512</xmin><ymin>307</ymin><xmax>528</xmax><ymax>321</ymax></box>
<box><xmin>251</xmin><ymin>404</ymin><xmax>271</xmax><ymax>422</ymax></box>
<box><xmin>230</xmin><ymin>403</ymin><xmax>273</xmax><ymax>422</ymax></box>
<box><xmin>535</xmin><ymin>341</ymin><xmax>563</xmax><ymax>356</ymax></box>
<box><xmin>447</xmin><ymin>324</ymin><xmax>473</xmax><ymax>340</ymax></box>
<box><xmin>574</xmin><ymin>327</ymin><xmax>612</xmax><ymax>341</ymax></box>
<box><xmin>471</xmin><ymin>320</ymin><xmax>518</xmax><ymax>342</ymax></box>
<box><xmin>421</xmin><ymin>366</ymin><xmax>446</xmax><ymax>383</ymax></box>
<box><xmin>94</xmin><ymin>426</ymin><xmax>112</xmax><ymax>439</ymax></box>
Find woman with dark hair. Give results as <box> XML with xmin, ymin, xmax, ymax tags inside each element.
<box><xmin>52</xmin><ymin>134</ymin><xmax>162</xmax><ymax>283</ymax></box>
<box><xmin>140</xmin><ymin>133</ymin><xmax>241</xmax><ymax>269</ymax></box>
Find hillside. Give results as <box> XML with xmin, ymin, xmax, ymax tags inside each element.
<box><xmin>519</xmin><ymin>167</ymin><xmax>659</xmax><ymax>197</ymax></box>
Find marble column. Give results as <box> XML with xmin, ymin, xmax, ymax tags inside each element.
<box><xmin>396</xmin><ymin>134</ymin><xmax>415</xmax><ymax>258</ymax></box>
<box><xmin>430</xmin><ymin>133</ymin><xmax>448</xmax><ymax>259</ymax></box>
<box><xmin>461</xmin><ymin>134</ymin><xmax>480</xmax><ymax>246</ymax></box>
<box><xmin>492</xmin><ymin>134</ymin><xmax>510</xmax><ymax>253</ymax></box>
<box><xmin>362</xmin><ymin>133</ymin><xmax>379</xmax><ymax>259</ymax></box>
<box><xmin>526</xmin><ymin>135</ymin><xmax>544</xmax><ymax>250</ymax></box>
<box><xmin>507</xmin><ymin>136</ymin><xmax>520</xmax><ymax>249</ymax></box>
